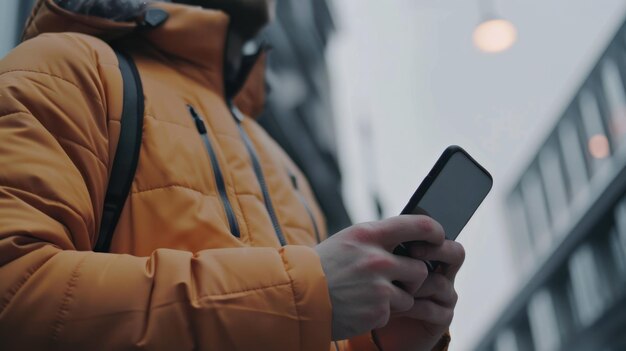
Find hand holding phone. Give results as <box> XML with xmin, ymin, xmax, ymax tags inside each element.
<box><xmin>395</xmin><ymin>146</ymin><xmax>493</xmax><ymax>270</ymax></box>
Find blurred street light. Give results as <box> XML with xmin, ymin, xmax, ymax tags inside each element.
<box><xmin>588</xmin><ymin>134</ymin><xmax>610</xmax><ymax>159</ymax></box>
<box><xmin>473</xmin><ymin>18</ymin><xmax>517</xmax><ymax>53</ymax></box>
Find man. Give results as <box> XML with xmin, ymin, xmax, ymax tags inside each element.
<box><xmin>0</xmin><ymin>0</ymin><xmax>465</xmax><ymax>350</ymax></box>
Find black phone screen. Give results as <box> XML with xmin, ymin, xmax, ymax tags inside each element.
<box><xmin>402</xmin><ymin>147</ymin><xmax>492</xmax><ymax>241</ymax></box>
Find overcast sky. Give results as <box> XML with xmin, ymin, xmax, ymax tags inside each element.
<box><xmin>327</xmin><ymin>0</ymin><xmax>626</xmax><ymax>349</ymax></box>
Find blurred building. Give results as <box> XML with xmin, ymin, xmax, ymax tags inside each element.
<box><xmin>2</xmin><ymin>0</ymin><xmax>352</xmax><ymax>235</ymax></box>
<box><xmin>475</xmin><ymin>18</ymin><xmax>626</xmax><ymax>351</ymax></box>
<box><xmin>0</xmin><ymin>0</ymin><xmax>34</xmax><ymax>57</ymax></box>
<box><xmin>259</xmin><ymin>0</ymin><xmax>353</xmax><ymax>234</ymax></box>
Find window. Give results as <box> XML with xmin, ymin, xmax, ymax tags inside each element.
<box><xmin>578</xmin><ymin>89</ymin><xmax>611</xmax><ymax>171</ymax></box>
<box><xmin>538</xmin><ymin>140</ymin><xmax>569</xmax><ymax>230</ymax></box>
<box><xmin>611</xmin><ymin>199</ymin><xmax>626</xmax><ymax>291</ymax></box>
<box><xmin>568</xmin><ymin>244</ymin><xmax>609</xmax><ymax>326</ymax></box>
<box><xmin>608</xmin><ymin>227</ymin><xmax>626</xmax><ymax>293</ymax></box>
<box><xmin>515</xmin><ymin>314</ymin><xmax>536</xmax><ymax>351</ymax></box>
<box><xmin>614</xmin><ymin>197</ymin><xmax>626</xmax><ymax>260</ymax></box>
<box><xmin>601</xmin><ymin>58</ymin><xmax>626</xmax><ymax>147</ymax></box>
<box><xmin>508</xmin><ymin>190</ymin><xmax>535</xmax><ymax>271</ymax></box>
<box><xmin>528</xmin><ymin>289</ymin><xmax>561</xmax><ymax>351</ymax></box>
<box><xmin>495</xmin><ymin>329</ymin><xmax>519</xmax><ymax>351</ymax></box>
<box><xmin>566</xmin><ymin>277</ymin><xmax>581</xmax><ymax>329</ymax></box>
<box><xmin>521</xmin><ymin>168</ymin><xmax>553</xmax><ymax>254</ymax></box>
<box><xmin>551</xmin><ymin>270</ymin><xmax>577</xmax><ymax>338</ymax></box>
<box><xmin>558</xmin><ymin>116</ymin><xmax>588</xmax><ymax>199</ymax></box>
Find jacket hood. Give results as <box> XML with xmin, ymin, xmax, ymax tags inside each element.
<box><xmin>23</xmin><ymin>0</ymin><xmax>267</xmax><ymax>118</ymax></box>
<box><xmin>50</xmin><ymin>0</ymin><xmax>150</xmax><ymax>22</ymax></box>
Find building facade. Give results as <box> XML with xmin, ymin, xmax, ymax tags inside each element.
<box><xmin>476</xmin><ymin>18</ymin><xmax>626</xmax><ymax>351</ymax></box>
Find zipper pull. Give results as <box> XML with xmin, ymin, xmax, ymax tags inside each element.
<box><xmin>187</xmin><ymin>105</ymin><xmax>207</xmax><ymax>134</ymax></box>
<box><xmin>228</xmin><ymin>101</ymin><xmax>245</xmax><ymax>124</ymax></box>
<box><xmin>287</xmin><ymin>169</ymin><xmax>299</xmax><ymax>189</ymax></box>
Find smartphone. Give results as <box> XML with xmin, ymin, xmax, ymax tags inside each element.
<box><xmin>394</xmin><ymin>146</ymin><xmax>493</xmax><ymax>267</ymax></box>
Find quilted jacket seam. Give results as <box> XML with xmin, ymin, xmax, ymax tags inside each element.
<box><xmin>0</xmin><ymin>258</ymin><xmax>50</xmax><ymax>315</ymax></box>
<box><xmin>0</xmin><ymin>186</ymin><xmax>90</xmax><ymax>246</ymax></box>
<box><xmin>55</xmin><ymin>135</ymin><xmax>108</xmax><ymax>169</ymax></box>
<box><xmin>131</xmin><ymin>184</ymin><xmax>215</xmax><ymax>197</ymax></box>
<box><xmin>0</xmin><ymin>111</ymin><xmax>30</xmax><ymax>119</ymax></box>
<box><xmin>280</xmin><ymin>251</ymin><xmax>302</xmax><ymax>350</ymax></box>
<box><xmin>51</xmin><ymin>254</ymin><xmax>87</xmax><ymax>342</ymax></box>
<box><xmin>138</xmin><ymin>281</ymin><xmax>293</xmax><ymax>313</ymax></box>
<box><xmin>0</xmin><ymin>69</ymin><xmax>104</xmax><ymax>108</ymax></box>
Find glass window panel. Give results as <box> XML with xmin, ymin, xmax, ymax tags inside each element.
<box><xmin>568</xmin><ymin>244</ymin><xmax>606</xmax><ymax>326</ymax></box>
<box><xmin>495</xmin><ymin>329</ymin><xmax>519</xmax><ymax>351</ymax></box>
<box><xmin>601</xmin><ymin>58</ymin><xmax>626</xmax><ymax>145</ymax></box>
<box><xmin>592</xmin><ymin>227</ymin><xmax>620</xmax><ymax>300</ymax></box>
<box><xmin>566</xmin><ymin>279</ymin><xmax>580</xmax><ymax>329</ymax></box>
<box><xmin>508</xmin><ymin>191</ymin><xmax>535</xmax><ymax>270</ymax></box>
<box><xmin>614</xmin><ymin>199</ymin><xmax>626</xmax><ymax>264</ymax></box>
<box><xmin>521</xmin><ymin>169</ymin><xmax>553</xmax><ymax>254</ymax></box>
<box><xmin>558</xmin><ymin>117</ymin><xmax>588</xmax><ymax>198</ymax></box>
<box><xmin>612</xmin><ymin>200</ymin><xmax>626</xmax><ymax>291</ymax></box>
<box><xmin>516</xmin><ymin>316</ymin><xmax>536</xmax><ymax>351</ymax></box>
<box><xmin>528</xmin><ymin>289</ymin><xmax>561</xmax><ymax>351</ymax></box>
<box><xmin>609</xmin><ymin>228</ymin><xmax>626</xmax><ymax>291</ymax></box>
<box><xmin>539</xmin><ymin>142</ymin><xmax>569</xmax><ymax>229</ymax></box>
<box><xmin>551</xmin><ymin>271</ymin><xmax>576</xmax><ymax>338</ymax></box>
<box><xmin>579</xmin><ymin>90</ymin><xmax>611</xmax><ymax>170</ymax></box>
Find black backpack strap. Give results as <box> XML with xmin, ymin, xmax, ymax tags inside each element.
<box><xmin>94</xmin><ymin>50</ymin><xmax>144</xmax><ymax>253</ymax></box>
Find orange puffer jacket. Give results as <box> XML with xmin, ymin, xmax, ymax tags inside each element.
<box><xmin>0</xmin><ymin>1</ymin><xmax>449</xmax><ymax>350</ymax></box>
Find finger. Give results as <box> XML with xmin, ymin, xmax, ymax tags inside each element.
<box><xmin>399</xmin><ymin>299</ymin><xmax>454</xmax><ymax>326</ymax></box>
<box><xmin>408</xmin><ymin>240</ymin><xmax>465</xmax><ymax>279</ymax></box>
<box><xmin>362</xmin><ymin>215</ymin><xmax>445</xmax><ymax>251</ymax></box>
<box><xmin>413</xmin><ymin>273</ymin><xmax>458</xmax><ymax>307</ymax></box>
<box><xmin>384</xmin><ymin>255</ymin><xmax>429</xmax><ymax>294</ymax></box>
<box><xmin>388</xmin><ymin>283</ymin><xmax>415</xmax><ymax>313</ymax></box>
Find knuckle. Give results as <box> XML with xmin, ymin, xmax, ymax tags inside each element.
<box><xmin>350</xmin><ymin>223</ymin><xmax>376</xmax><ymax>243</ymax></box>
<box><xmin>436</xmin><ymin>222</ymin><xmax>447</xmax><ymax>241</ymax></box>
<box><xmin>451</xmin><ymin>290</ymin><xmax>459</xmax><ymax>306</ymax></box>
<box><xmin>398</xmin><ymin>295</ymin><xmax>414</xmax><ymax>312</ymax></box>
<box><xmin>416</xmin><ymin>216</ymin><xmax>434</xmax><ymax>233</ymax></box>
<box><xmin>374</xmin><ymin>307</ymin><xmax>391</xmax><ymax>329</ymax></box>
<box><xmin>443</xmin><ymin>310</ymin><xmax>454</xmax><ymax>326</ymax></box>
<box><xmin>420</xmin><ymin>301</ymin><xmax>435</xmax><ymax>319</ymax></box>
<box><xmin>455</xmin><ymin>243</ymin><xmax>466</xmax><ymax>263</ymax></box>
<box><xmin>365</xmin><ymin>303</ymin><xmax>389</xmax><ymax>328</ymax></box>
<box><xmin>373</xmin><ymin>280</ymin><xmax>393</xmax><ymax>300</ymax></box>
<box><xmin>434</xmin><ymin>274</ymin><xmax>449</xmax><ymax>291</ymax></box>
<box><xmin>416</xmin><ymin>260</ymin><xmax>429</xmax><ymax>278</ymax></box>
<box><xmin>417</xmin><ymin>216</ymin><xmax>445</xmax><ymax>244</ymax></box>
<box><xmin>363</xmin><ymin>253</ymin><xmax>396</xmax><ymax>273</ymax></box>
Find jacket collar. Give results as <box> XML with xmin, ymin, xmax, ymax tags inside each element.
<box><xmin>23</xmin><ymin>0</ymin><xmax>266</xmax><ymax>118</ymax></box>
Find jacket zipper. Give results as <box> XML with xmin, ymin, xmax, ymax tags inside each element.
<box><xmin>230</xmin><ymin>104</ymin><xmax>287</xmax><ymax>246</ymax></box>
<box><xmin>288</xmin><ymin>170</ymin><xmax>322</xmax><ymax>244</ymax></box>
<box><xmin>188</xmin><ymin>105</ymin><xmax>241</xmax><ymax>238</ymax></box>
